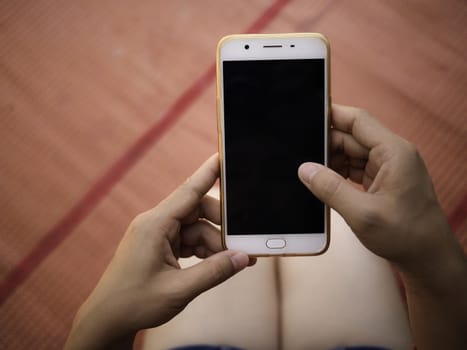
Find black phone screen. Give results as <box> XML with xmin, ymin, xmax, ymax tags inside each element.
<box><xmin>223</xmin><ymin>59</ymin><xmax>325</xmax><ymax>235</ymax></box>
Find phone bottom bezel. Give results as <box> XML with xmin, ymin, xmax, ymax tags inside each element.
<box><xmin>224</xmin><ymin>233</ymin><xmax>329</xmax><ymax>257</ymax></box>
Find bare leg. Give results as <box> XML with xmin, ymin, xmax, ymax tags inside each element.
<box><xmin>142</xmin><ymin>256</ymin><xmax>279</xmax><ymax>350</ymax></box>
<box><xmin>280</xmin><ymin>210</ymin><xmax>412</xmax><ymax>350</ymax></box>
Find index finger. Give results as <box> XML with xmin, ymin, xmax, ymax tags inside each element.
<box><xmin>332</xmin><ymin>104</ymin><xmax>398</xmax><ymax>149</ymax></box>
<box><xmin>157</xmin><ymin>154</ymin><xmax>220</xmax><ymax>220</ymax></box>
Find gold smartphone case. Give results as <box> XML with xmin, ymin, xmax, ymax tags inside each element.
<box><xmin>216</xmin><ymin>33</ymin><xmax>331</xmax><ymax>257</ymax></box>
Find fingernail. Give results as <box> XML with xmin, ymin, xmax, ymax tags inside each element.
<box><xmin>230</xmin><ymin>252</ymin><xmax>249</xmax><ymax>272</ymax></box>
<box><xmin>298</xmin><ymin>163</ymin><xmax>320</xmax><ymax>183</ymax></box>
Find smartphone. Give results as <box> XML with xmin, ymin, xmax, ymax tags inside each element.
<box><xmin>217</xmin><ymin>33</ymin><xmax>330</xmax><ymax>256</ymax></box>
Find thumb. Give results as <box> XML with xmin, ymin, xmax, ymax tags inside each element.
<box><xmin>298</xmin><ymin>162</ymin><xmax>368</xmax><ymax>227</ymax></box>
<box><xmin>181</xmin><ymin>250</ymin><xmax>250</xmax><ymax>298</ymax></box>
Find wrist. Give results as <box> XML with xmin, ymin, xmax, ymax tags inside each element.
<box><xmin>393</xmin><ymin>201</ymin><xmax>465</xmax><ymax>289</ymax></box>
<box><xmin>396</xmin><ymin>230</ymin><xmax>467</xmax><ymax>296</ymax></box>
<box><xmin>396</xmin><ymin>227</ymin><xmax>467</xmax><ymax>350</ymax></box>
<box><xmin>65</xmin><ymin>296</ymin><xmax>136</xmax><ymax>350</ymax></box>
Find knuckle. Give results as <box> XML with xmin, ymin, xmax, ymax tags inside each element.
<box><xmin>351</xmin><ymin>108</ymin><xmax>371</xmax><ymax>132</ymax></box>
<box><xmin>355</xmin><ymin>107</ymin><xmax>370</xmax><ymax>117</ymax></box>
<box><xmin>397</xmin><ymin>140</ymin><xmax>425</xmax><ymax>170</ymax></box>
<box><xmin>136</xmin><ymin>209</ymin><xmax>156</xmax><ymax>224</ymax></box>
<box><xmin>129</xmin><ymin>212</ymin><xmax>147</xmax><ymax>232</ymax></box>
<box><xmin>206</xmin><ymin>258</ymin><xmax>230</xmax><ymax>284</ymax></box>
<box><xmin>401</xmin><ymin>140</ymin><xmax>419</xmax><ymax>158</ymax></box>
<box><xmin>318</xmin><ymin>171</ymin><xmax>344</xmax><ymax>203</ymax></box>
<box><xmin>128</xmin><ymin>209</ymin><xmax>163</xmax><ymax>237</ymax></box>
<box><xmin>180</xmin><ymin>180</ymin><xmax>203</xmax><ymax>202</ymax></box>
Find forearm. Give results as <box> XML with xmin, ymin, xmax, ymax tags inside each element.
<box><xmin>65</xmin><ymin>326</ymin><xmax>135</xmax><ymax>350</ymax></box>
<box><xmin>64</xmin><ymin>298</ymin><xmax>136</xmax><ymax>350</ymax></box>
<box><xmin>398</xmin><ymin>237</ymin><xmax>467</xmax><ymax>350</ymax></box>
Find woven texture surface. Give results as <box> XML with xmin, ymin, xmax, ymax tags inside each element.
<box><xmin>0</xmin><ymin>0</ymin><xmax>466</xmax><ymax>348</ymax></box>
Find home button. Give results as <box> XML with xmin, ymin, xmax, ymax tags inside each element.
<box><xmin>266</xmin><ymin>239</ymin><xmax>286</xmax><ymax>249</ymax></box>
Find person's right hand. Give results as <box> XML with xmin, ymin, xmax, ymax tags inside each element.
<box><xmin>298</xmin><ymin>104</ymin><xmax>462</xmax><ymax>274</ymax></box>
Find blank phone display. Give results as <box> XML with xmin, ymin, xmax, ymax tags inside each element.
<box><xmin>223</xmin><ymin>59</ymin><xmax>325</xmax><ymax>235</ymax></box>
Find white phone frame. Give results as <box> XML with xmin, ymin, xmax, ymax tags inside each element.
<box><xmin>216</xmin><ymin>33</ymin><xmax>330</xmax><ymax>256</ymax></box>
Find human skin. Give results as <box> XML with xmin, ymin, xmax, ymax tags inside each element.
<box><xmin>65</xmin><ymin>104</ymin><xmax>466</xmax><ymax>350</ymax></box>
<box><xmin>298</xmin><ymin>104</ymin><xmax>467</xmax><ymax>350</ymax></box>
<box><xmin>64</xmin><ymin>155</ymin><xmax>255</xmax><ymax>350</ymax></box>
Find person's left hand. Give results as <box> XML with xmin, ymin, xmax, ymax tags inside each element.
<box><xmin>65</xmin><ymin>154</ymin><xmax>254</xmax><ymax>350</ymax></box>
